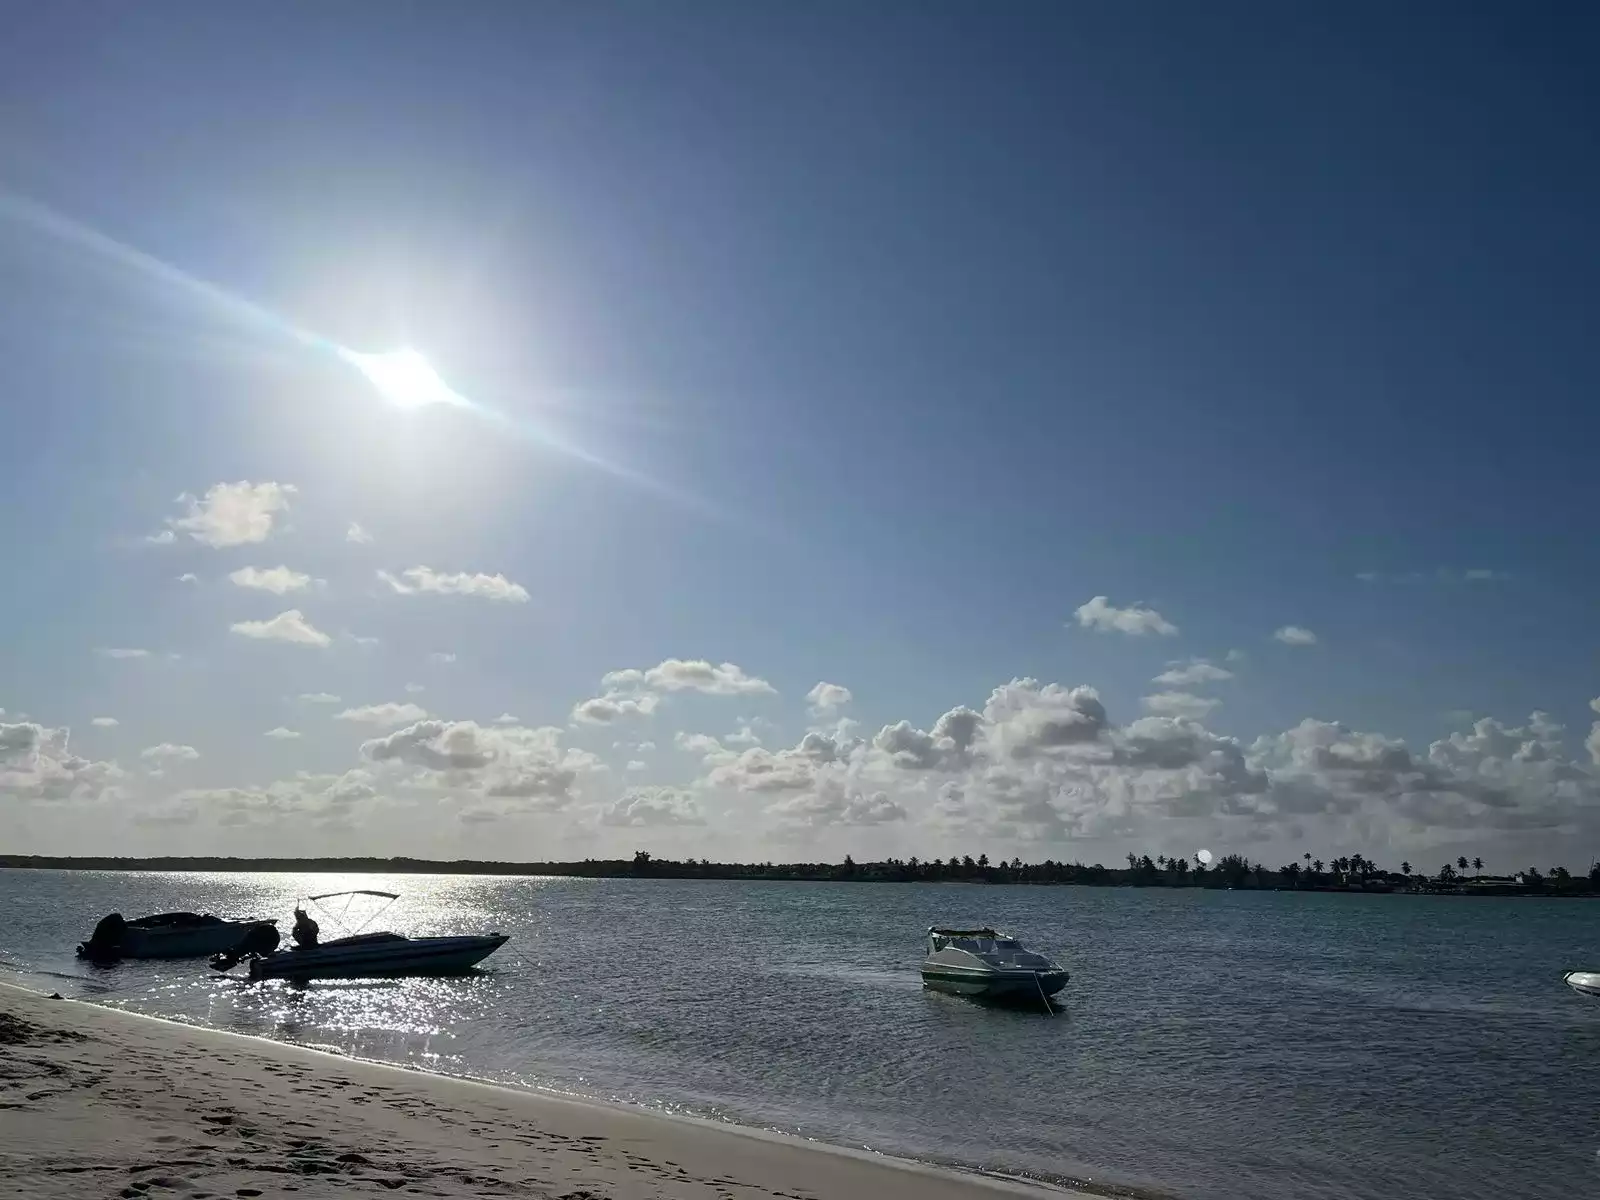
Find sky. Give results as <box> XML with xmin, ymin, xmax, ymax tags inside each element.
<box><xmin>2</xmin><ymin>2</ymin><xmax>1597</xmax><ymax>871</ymax></box>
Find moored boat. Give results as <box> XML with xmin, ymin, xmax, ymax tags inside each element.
<box><xmin>920</xmin><ymin>927</ymin><xmax>1068</xmax><ymax>1001</ymax></box>
<box><xmin>211</xmin><ymin>890</ymin><xmax>507</xmax><ymax>981</ymax></box>
<box><xmin>77</xmin><ymin>911</ymin><xmax>277</xmax><ymax>961</ymax></box>
<box><xmin>1566</xmin><ymin>971</ymin><xmax>1600</xmax><ymax>998</ymax></box>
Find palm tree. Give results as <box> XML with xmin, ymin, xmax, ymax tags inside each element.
<box><xmin>1156</xmin><ymin>854</ymin><xmax>1168</xmax><ymax>869</ymax></box>
<box><xmin>1313</xmin><ymin>859</ymin><xmax>1324</xmax><ymax>875</ymax></box>
<box><xmin>1472</xmin><ymin>857</ymin><xmax>1483</xmax><ymax>876</ymax></box>
<box><xmin>1304</xmin><ymin>852</ymin><xmax>1312</xmax><ymax>868</ymax></box>
<box><xmin>1456</xmin><ymin>855</ymin><xmax>1469</xmax><ymax>872</ymax></box>
<box><xmin>1400</xmin><ymin>861</ymin><xmax>1412</xmax><ymax>876</ymax></box>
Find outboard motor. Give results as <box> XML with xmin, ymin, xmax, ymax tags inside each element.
<box><xmin>210</xmin><ymin>922</ymin><xmax>280</xmax><ymax>972</ymax></box>
<box><xmin>76</xmin><ymin>912</ymin><xmax>128</xmax><ymax>962</ymax></box>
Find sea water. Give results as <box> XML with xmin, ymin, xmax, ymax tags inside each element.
<box><xmin>2</xmin><ymin>870</ymin><xmax>1595</xmax><ymax>1200</ymax></box>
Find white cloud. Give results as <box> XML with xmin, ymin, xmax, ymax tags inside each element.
<box><xmin>806</xmin><ymin>682</ymin><xmax>853</xmax><ymax>715</ymax></box>
<box><xmin>348</xmin><ymin>634</ymin><xmax>380</xmax><ymax>647</ymax></box>
<box><xmin>378</xmin><ymin>567</ymin><xmax>529</xmax><ymax>603</ymax></box>
<box><xmin>572</xmin><ymin>692</ymin><xmax>660</xmax><ymax>724</ymax></box>
<box><xmin>297</xmin><ymin>692</ymin><xmax>341</xmax><ymax>704</ymax></box>
<box><xmin>675</xmin><ymin>731</ymin><xmax>726</xmax><ymax>759</ymax></box>
<box><xmin>493</xmin><ymin>712</ymin><xmax>520</xmax><ymax>725</ymax></box>
<box><xmin>264</xmin><ymin>727</ymin><xmax>301</xmax><ymax>739</ymax></box>
<box><xmin>604</xmin><ymin>659</ymin><xmax>775</xmax><ymax>697</ymax></box>
<box><xmin>429</xmin><ymin>652</ymin><xmax>457</xmax><ymax>664</ymax></box>
<box><xmin>90</xmin><ymin>717</ymin><xmax>119</xmax><ymax>728</ymax></box>
<box><xmin>177</xmin><ymin>573</ymin><xmax>199</xmax><ymax>584</ymax></box>
<box><xmin>1142</xmin><ymin>691</ymin><xmax>1221</xmax><ymax>721</ymax></box>
<box><xmin>163</xmin><ymin>481</ymin><xmax>295</xmax><ymax>548</ymax></box>
<box><xmin>228</xmin><ymin>565</ymin><xmax>313</xmax><ymax>594</ymax></box>
<box><xmin>96</xmin><ymin>647</ymin><xmax>151</xmax><ymax>660</ymax></box>
<box><xmin>724</xmin><ymin>723</ymin><xmax>762</xmax><ymax>748</ymax></box>
<box><xmin>1153</xmin><ymin>658</ymin><xmax>1234</xmax><ymax>687</ymax></box>
<box><xmin>404</xmin><ymin>682</ymin><xmax>425</xmax><ymax>694</ymax></box>
<box><xmin>358</xmin><ymin>719</ymin><xmax>597</xmax><ymax>812</ymax></box>
<box><xmin>1074</xmin><ymin>596</ymin><xmax>1178</xmax><ymax>637</ymax></box>
<box><xmin>625</xmin><ymin>760</ymin><xmax>648</xmax><ymax>772</ymax></box>
<box><xmin>1</xmin><ymin>721</ymin><xmax>123</xmax><ymax>803</ymax></box>
<box><xmin>346</xmin><ymin>522</ymin><xmax>374</xmax><ymax>545</ymax></box>
<box><xmin>230</xmin><ymin>609</ymin><xmax>331</xmax><ymax>648</ymax></box>
<box><xmin>141</xmin><ymin>743</ymin><xmax>199</xmax><ymax>762</ymax></box>
<box><xmin>601</xmin><ymin>787</ymin><xmax>706</xmax><ymax>827</ymax></box>
<box><xmin>335</xmin><ymin>702</ymin><xmax>429</xmax><ymax>727</ymax></box>
<box><xmin>637</xmin><ymin>741</ymin><xmax>657</xmax><ymax>752</ymax></box>
<box><xmin>1272</xmin><ymin>625</ymin><xmax>1318</xmax><ymax>646</ymax></box>
<box><xmin>767</xmin><ymin>780</ymin><xmax>908</xmax><ymax>828</ymax></box>
<box><xmin>146</xmin><ymin>530</ymin><xmax>176</xmax><ymax>545</ymax></box>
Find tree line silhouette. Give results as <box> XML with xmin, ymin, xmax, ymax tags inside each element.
<box><xmin>6</xmin><ymin>851</ymin><xmax>1599</xmax><ymax>895</ymax></box>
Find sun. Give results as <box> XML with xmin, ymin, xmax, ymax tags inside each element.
<box><xmin>344</xmin><ymin>347</ymin><xmax>465</xmax><ymax>410</ymax></box>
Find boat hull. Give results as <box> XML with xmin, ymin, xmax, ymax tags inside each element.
<box><xmin>247</xmin><ymin>934</ymin><xmax>508</xmax><ymax>980</ymax></box>
<box><xmin>1567</xmin><ymin>971</ymin><xmax>1600</xmax><ymax>998</ymax></box>
<box><xmin>921</xmin><ymin>965</ymin><xmax>1069</xmax><ymax>1000</ymax></box>
<box><xmin>79</xmin><ymin>919</ymin><xmax>275</xmax><ymax>961</ymax></box>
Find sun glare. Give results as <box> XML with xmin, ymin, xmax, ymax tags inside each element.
<box><xmin>345</xmin><ymin>347</ymin><xmax>464</xmax><ymax>410</ymax></box>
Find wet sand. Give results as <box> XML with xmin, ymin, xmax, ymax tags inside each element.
<box><xmin>1</xmin><ymin>982</ymin><xmax>1069</xmax><ymax>1199</ymax></box>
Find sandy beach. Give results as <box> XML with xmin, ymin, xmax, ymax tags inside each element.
<box><xmin>1</xmin><ymin>982</ymin><xmax>1067</xmax><ymax>1200</ymax></box>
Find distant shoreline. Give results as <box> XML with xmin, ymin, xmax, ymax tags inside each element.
<box><xmin>3</xmin><ymin>854</ymin><xmax>1595</xmax><ymax>897</ymax></box>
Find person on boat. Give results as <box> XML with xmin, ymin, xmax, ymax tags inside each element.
<box><xmin>291</xmin><ymin>906</ymin><xmax>319</xmax><ymax>948</ymax></box>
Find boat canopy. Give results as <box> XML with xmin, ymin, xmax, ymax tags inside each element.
<box><xmin>928</xmin><ymin>926</ymin><xmax>1000</xmax><ymax>938</ymax></box>
<box><xmin>306</xmin><ymin>889</ymin><xmax>399</xmax><ymax>902</ymax></box>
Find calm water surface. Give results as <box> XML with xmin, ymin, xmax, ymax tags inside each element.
<box><xmin>1</xmin><ymin>871</ymin><xmax>1595</xmax><ymax>1199</ymax></box>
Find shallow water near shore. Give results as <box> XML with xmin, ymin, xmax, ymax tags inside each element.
<box><xmin>3</xmin><ymin>870</ymin><xmax>1596</xmax><ymax>1200</ymax></box>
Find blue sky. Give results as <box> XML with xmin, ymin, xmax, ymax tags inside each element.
<box><xmin>3</xmin><ymin>3</ymin><xmax>1597</xmax><ymax>868</ymax></box>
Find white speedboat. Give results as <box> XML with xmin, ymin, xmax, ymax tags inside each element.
<box><xmin>1566</xmin><ymin>971</ymin><xmax>1600</xmax><ymax>998</ymax></box>
<box><xmin>920</xmin><ymin>927</ymin><xmax>1069</xmax><ymax>1001</ymax></box>
<box><xmin>77</xmin><ymin>911</ymin><xmax>277</xmax><ymax>961</ymax></box>
<box><xmin>213</xmin><ymin>890</ymin><xmax>507</xmax><ymax>981</ymax></box>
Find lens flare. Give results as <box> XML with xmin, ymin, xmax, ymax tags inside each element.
<box><xmin>342</xmin><ymin>347</ymin><xmax>467</xmax><ymax>410</ymax></box>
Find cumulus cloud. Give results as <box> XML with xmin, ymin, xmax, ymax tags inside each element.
<box><xmin>357</xmin><ymin>718</ymin><xmax>596</xmax><ymax>812</ymax></box>
<box><xmin>1153</xmin><ymin>658</ymin><xmax>1234</xmax><ymax>687</ymax></box>
<box><xmin>298</xmin><ymin>692</ymin><xmax>341</xmax><ymax>704</ymax></box>
<box><xmin>264</xmin><ymin>727</ymin><xmax>301</xmax><ymax>739</ymax></box>
<box><xmin>91</xmin><ymin>717</ymin><xmax>118</xmax><ymax>728</ymax></box>
<box><xmin>1142</xmin><ymin>691</ymin><xmax>1221</xmax><ymax>721</ymax></box>
<box><xmin>136</xmin><ymin>769</ymin><xmax>381</xmax><ymax>830</ymax></box>
<box><xmin>626</xmin><ymin>760</ymin><xmax>647</xmax><ymax>771</ymax></box>
<box><xmin>872</xmin><ymin>707</ymin><xmax>983</xmax><ymax>771</ymax></box>
<box><xmin>346</xmin><ymin>522</ymin><xmax>374</xmax><ymax>545</ymax></box>
<box><xmin>806</xmin><ymin>682</ymin><xmax>853</xmax><ymax>715</ymax></box>
<box><xmin>601</xmin><ymin>787</ymin><xmax>706</xmax><ymax>827</ymax></box>
<box><xmin>162</xmin><ymin>481</ymin><xmax>294</xmax><ymax>548</ymax></box>
<box><xmin>1074</xmin><ymin>596</ymin><xmax>1178</xmax><ymax>637</ymax></box>
<box><xmin>492</xmin><ymin>712</ymin><xmax>520</xmax><ymax>725</ymax></box>
<box><xmin>572</xmin><ymin>692</ymin><xmax>660</xmax><ymax>725</ymax></box>
<box><xmin>230</xmin><ymin>609</ymin><xmax>332</xmax><ymax>647</ymax></box>
<box><xmin>177</xmin><ymin>573</ymin><xmax>199</xmax><ymax>584</ymax></box>
<box><xmin>603</xmin><ymin>659</ymin><xmax>775</xmax><ymax>697</ymax></box>
<box><xmin>228</xmin><ymin>565</ymin><xmax>313</xmax><ymax>594</ymax></box>
<box><xmin>335</xmin><ymin>702</ymin><xmax>429</xmax><ymax>727</ymax></box>
<box><xmin>96</xmin><ymin>647</ymin><xmax>151</xmax><ymax>660</ymax></box>
<box><xmin>404</xmin><ymin>683</ymin><xmax>425</xmax><ymax>694</ymax></box>
<box><xmin>675</xmin><ymin>731</ymin><xmax>726</xmax><ymax>758</ymax></box>
<box><xmin>141</xmin><ymin>743</ymin><xmax>199</xmax><ymax>762</ymax></box>
<box><xmin>1</xmin><ymin>721</ymin><xmax>123</xmax><ymax>804</ymax></box>
<box><xmin>378</xmin><ymin>567</ymin><xmax>529</xmax><ymax>602</ymax></box>
<box><xmin>1273</xmin><ymin>625</ymin><xmax>1318</xmax><ymax>646</ymax></box>
<box><xmin>766</xmin><ymin>779</ymin><xmax>908</xmax><ymax>828</ymax></box>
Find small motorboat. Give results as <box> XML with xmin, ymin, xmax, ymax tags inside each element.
<box><xmin>920</xmin><ymin>927</ymin><xmax>1069</xmax><ymax>1002</ymax></box>
<box><xmin>212</xmin><ymin>890</ymin><xmax>507</xmax><ymax>981</ymax></box>
<box><xmin>77</xmin><ymin>911</ymin><xmax>277</xmax><ymax>961</ymax></box>
<box><xmin>1566</xmin><ymin>971</ymin><xmax>1600</xmax><ymax>998</ymax></box>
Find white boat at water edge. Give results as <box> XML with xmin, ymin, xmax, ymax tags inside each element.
<box><xmin>211</xmin><ymin>889</ymin><xmax>508</xmax><ymax>981</ymax></box>
<box><xmin>1566</xmin><ymin>971</ymin><xmax>1600</xmax><ymax>998</ymax></box>
<box><xmin>77</xmin><ymin>911</ymin><xmax>277</xmax><ymax>961</ymax></box>
<box><xmin>920</xmin><ymin>927</ymin><xmax>1069</xmax><ymax>1002</ymax></box>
